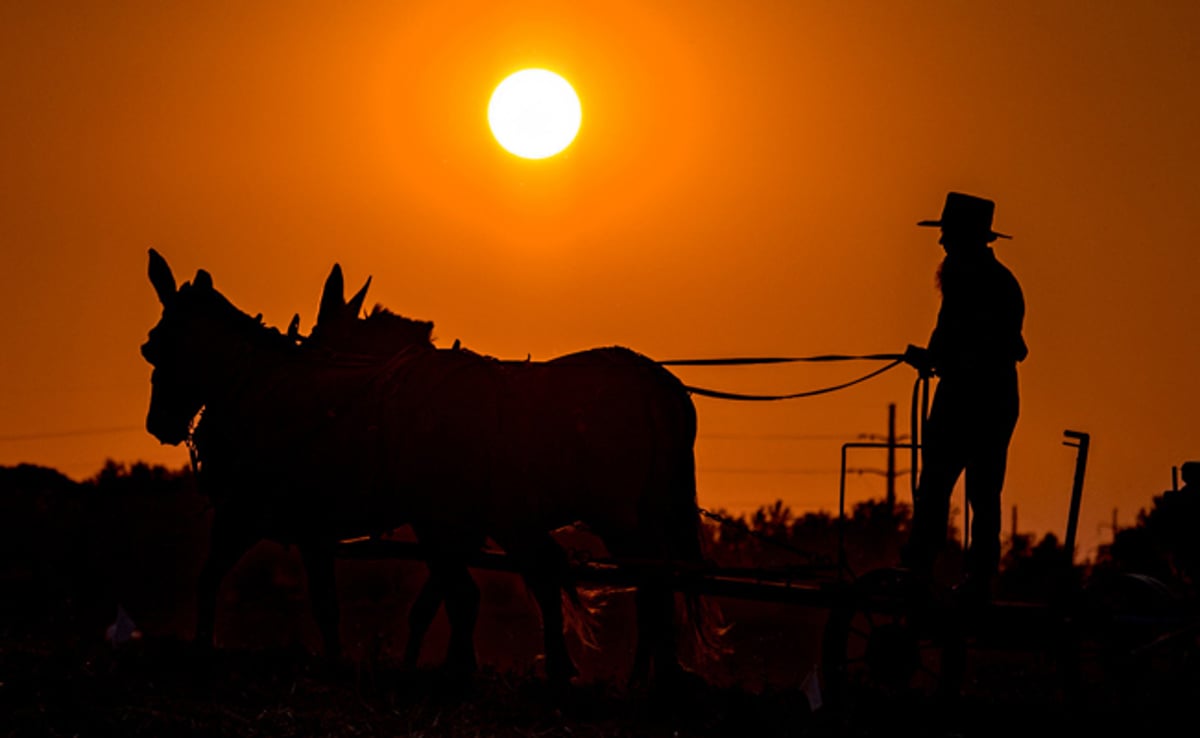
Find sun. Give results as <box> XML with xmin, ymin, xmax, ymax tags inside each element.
<box><xmin>488</xmin><ymin>69</ymin><xmax>582</xmax><ymax>160</ymax></box>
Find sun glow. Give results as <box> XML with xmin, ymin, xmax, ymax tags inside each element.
<box><xmin>488</xmin><ymin>69</ymin><xmax>582</xmax><ymax>160</ymax></box>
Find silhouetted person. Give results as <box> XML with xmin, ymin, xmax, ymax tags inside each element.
<box><xmin>901</xmin><ymin>192</ymin><xmax>1027</xmax><ymax>601</ymax></box>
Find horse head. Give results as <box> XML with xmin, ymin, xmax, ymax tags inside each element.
<box><xmin>307</xmin><ymin>264</ymin><xmax>435</xmax><ymax>357</ymax></box>
<box><xmin>141</xmin><ymin>249</ymin><xmax>284</xmax><ymax>445</ymax></box>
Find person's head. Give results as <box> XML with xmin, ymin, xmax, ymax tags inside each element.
<box><xmin>918</xmin><ymin>192</ymin><xmax>1010</xmax><ymax>256</ymax></box>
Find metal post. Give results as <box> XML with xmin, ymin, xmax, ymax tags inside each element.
<box><xmin>886</xmin><ymin>403</ymin><xmax>896</xmax><ymax>511</ymax></box>
<box><xmin>838</xmin><ymin>441</ymin><xmax>918</xmax><ymax>582</ymax></box>
<box><xmin>838</xmin><ymin>443</ymin><xmax>848</xmax><ymax>581</ymax></box>
<box><xmin>1063</xmin><ymin>430</ymin><xmax>1091</xmax><ymax>564</ymax></box>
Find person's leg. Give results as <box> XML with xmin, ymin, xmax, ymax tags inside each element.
<box><xmin>962</xmin><ymin>376</ymin><xmax>1018</xmax><ymax>596</ymax></box>
<box><xmin>964</xmin><ymin>446</ymin><xmax>1007</xmax><ymax>583</ymax></box>
<box><xmin>903</xmin><ymin>384</ymin><xmax>968</xmax><ymax>575</ymax></box>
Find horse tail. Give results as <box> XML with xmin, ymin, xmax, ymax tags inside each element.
<box><xmin>661</xmin><ymin>380</ymin><xmax>730</xmax><ymax>666</ymax></box>
<box><xmin>672</xmin><ymin>451</ymin><xmax>731</xmax><ymax>666</ymax></box>
<box><xmin>526</xmin><ymin>532</ymin><xmax>612</xmax><ymax>653</ymax></box>
<box><xmin>559</xmin><ymin>578</ymin><xmax>605</xmax><ymax>652</ymax></box>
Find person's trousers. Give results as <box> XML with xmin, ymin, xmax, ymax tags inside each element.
<box><xmin>903</xmin><ymin>368</ymin><xmax>1019</xmax><ymax>579</ymax></box>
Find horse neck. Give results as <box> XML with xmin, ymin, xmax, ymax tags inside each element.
<box><xmin>200</xmin><ymin>330</ymin><xmax>420</xmax><ymax>429</ymax></box>
<box><xmin>197</xmin><ymin>327</ymin><xmax>297</xmax><ymax>414</ymax></box>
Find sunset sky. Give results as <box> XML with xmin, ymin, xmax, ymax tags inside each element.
<box><xmin>3</xmin><ymin>1</ymin><xmax>1198</xmax><ymax>561</ymax></box>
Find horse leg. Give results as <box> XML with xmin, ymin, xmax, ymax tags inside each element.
<box><xmin>628</xmin><ymin>586</ymin><xmax>654</xmax><ymax>688</ymax></box>
<box><xmin>299</xmin><ymin>541</ymin><xmax>341</xmax><ymax>661</ymax></box>
<box><xmin>647</xmin><ymin>583</ymin><xmax>684</xmax><ymax>684</ymax></box>
<box><xmin>514</xmin><ymin>536</ymin><xmax>578</xmax><ymax>685</ymax></box>
<box><xmin>629</xmin><ymin>582</ymin><xmax>681</xmax><ymax>687</ymax></box>
<box><xmin>403</xmin><ymin>573</ymin><xmax>444</xmax><ymax>669</ymax></box>
<box><xmin>195</xmin><ymin>508</ymin><xmax>257</xmax><ymax>651</ymax></box>
<box><xmin>602</xmin><ymin>537</ymin><xmax>658</xmax><ymax>688</ymax></box>
<box><xmin>606</xmin><ymin>533</ymin><xmax>681</xmax><ymax>689</ymax></box>
<box><xmin>427</xmin><ymin>556</ymin><xmax>479</xmax><ymax>675</ymax></box>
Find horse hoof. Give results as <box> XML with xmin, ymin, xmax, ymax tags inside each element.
<box><xmin>546</xmin><ymin>671</ymin><xmax>578</xmax><ymax>695</ymax></box>
<box><xmin>547</xmin><ymin>659</ymin><xmax>579</xmax><ymax>685</ymax></box>
<box><xmin>402</xmin><ymin>645</ymin><xmax>423</xmax><ymax>671</ymax></box>
<box><xmin>440</xmin><ymin>654</ymin><xmax>478</xmax><ymax>685</ymax></box>
<box><xmin>653</xmin><ymin>665</ymin><xmax>709</xmax><ymax>699</ymax></box>
<box><xmin>312</xmin><ymin>655</ymin><xmax>351</xmax><ymax>682</ymax></box>
<box><xmin>188</xmin><ymin>638</ymin><xmax>215</xmax><ymax>662</ymax></box>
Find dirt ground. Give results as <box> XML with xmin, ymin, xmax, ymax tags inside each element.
<box><xmin>3</xmin><ymin>476</ymin><xmax>1198</xmax><ymax>737</ymax></box>
<box><xmin>4</xmin><ymin>555</ymin><xmax>1200</xmax><ymax>738</ymax></box>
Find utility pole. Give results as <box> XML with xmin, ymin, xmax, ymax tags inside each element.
<box><xmin>1099</xmin><ymin>508</ymin><xmax>1120</xmax><ymax>548</ymax></box>
<box><xmin>886</xmin><ymin>403</ymin><xmax>897</xmax><ymax>511</ymax></box>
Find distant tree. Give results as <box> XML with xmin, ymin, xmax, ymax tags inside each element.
<box><xmin>690</xmin><ymin>496</ymin><xmax>1094</xmax><ymax>592</ymax></box>
<box><xmin>1092</xmin><ymin>490</ymin><xmax>1197</xmax><ymax>599</ymax></box>
<box><xmin>87</xmin><ymin>459</ymin><xmax>194</xmax><ymax>495</ymax></box>
<box><xmin>0</xmin><ymin>459</ymin><xmax>205</xmax><ymax>637</ymax></box>
<box><xmin>0</xmin><ymin>464</ymin><xmax>87</xmax><ymax>615</ymax></box>
<box><xmin>1138</xmin><ymin>485</ymin><xmax>1200</xmax><ymax>592</ymax></box>
<box><xmin>0</xmin><ymin>463</ymin><xmax>80</xmax><ymax>494</ymax></box>
<box><xmin>701</xmin><ymin>498</ymin><xmax>919</xmax><ymax>576</ymax></box>
<box><xmin>751</xmin><ymin>500</ymin><xmax>793</xmax><ymax>542</ymax></box>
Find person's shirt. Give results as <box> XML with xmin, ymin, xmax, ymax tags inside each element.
<box><xmin>928</xmin><ymin>247</ymin><xmax>1027</xmax><ymax>378</ymax></box>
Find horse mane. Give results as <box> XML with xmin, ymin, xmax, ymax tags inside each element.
<box><xmin>357</xmin><ymin>303</ymin><xmax>436</xmax><ymax>348</ymax></box>
<box><xmin>183</xmin><ymin>281</ymin><xmax>297</xmax><ymax>353</ymax></box>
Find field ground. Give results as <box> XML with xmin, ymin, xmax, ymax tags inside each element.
<box><xmin>4</xmin><ymin>564</ymin><xmax>1200</xmax><ymax>737</ymax></box>
<box><xmin>3</xmin><ymin>476</ymin><xmax>1198</xmax><ymax>737</ymax></box>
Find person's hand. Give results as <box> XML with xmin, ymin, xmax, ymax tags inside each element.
<box><xmin>903</xmin><ymin>344</ymin><xmax>934</xmax><ymax>378</ymax></box>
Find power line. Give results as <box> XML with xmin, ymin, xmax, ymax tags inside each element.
<box><xmin>0</xmin><ymin>426</ymin><xmax>144</xmax><ymax>443</ymax></box>
<box><xmin>699</xmin><ymin>433</ymin><xmax>852</xmax><ymax>441</ymax></box>
<box><xmin>847</xmin><ymin>468</ymin><xmax>912</xmax><ymax>477</ymax></box>
<box><xmin>699</xmin><ymin>467</ymin><xmax>840</xmax><ymax>476</ymax></box>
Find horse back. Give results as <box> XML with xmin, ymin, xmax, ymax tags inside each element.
<box><xmin>488</xmin><ymin>346</ymin><xmax>697</xmax><ymax>532</ymax></box>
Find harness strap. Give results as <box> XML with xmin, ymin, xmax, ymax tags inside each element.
<box><xmin>683</xmin><ymin>359</ymin><xmax>905</xmax><ymax>402</ymax></box>
<box><xmin>660</xmin><ymin>353</ymin><xmax>904</xmax><ymax>366</ymax></box>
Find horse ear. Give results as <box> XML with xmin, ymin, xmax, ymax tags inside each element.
<box><xmin>318</xmin><ymin>264</ymin><xmax>345</xmax><ymax>325</ymax></box>
<box><xmin>193</xmin><ymin>270</ymin><xmax>213</xmax><ymax>291</ymax></box>
<box><xmin>287</xmin><ymin>313</ymin><xmax>302</xmax><ymax>341</ymax></box>
<box><xmin>148</xmin><ymin>249</ymin><xmax>177</xmax><ymax>305</ymax></box>
<box><xmin>346</xmin><ymin>276</ymin><xmax>372</xmax><ymax>318</ymax></box>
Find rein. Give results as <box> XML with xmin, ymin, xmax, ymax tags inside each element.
<box><xmin>660</xmin><ymin>349</ymin><xmax>929</xmax><ymax>492</ymax></box>
<box><xmin>659</xmin><ymin>352</ymin><xmax>907</xmax><ymax>402</ymax></box>
<box><xmin>658</xmin><ymin>352</ymin><xmax>905</xmax><ymax>366</ymax></box>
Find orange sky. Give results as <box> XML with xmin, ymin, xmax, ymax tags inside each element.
<box><xmin>3</xmin><ymin>1</ymin><xmax>1199</xmax><ymax>561</ymax></box>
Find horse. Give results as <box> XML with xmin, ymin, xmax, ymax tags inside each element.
<box><xmin>304</xmin><ymin>264</ymin><xmax>608</xmax><ymax>675</ymax></box>
<box><xmin>141</xmin><ymin>250</ymin><xmax>722</xmax><ymax>686</ymax></box>
<box><xmin>300</xmin><ymin>266</ymin><xmax>728</xmax><ymax>685</ymax></box>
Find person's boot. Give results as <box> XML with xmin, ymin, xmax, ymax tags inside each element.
<box><xmin>899</xmin><ymin>541</ymin><xmax>935</xmax><ymax>581</ymax></box>
<box><xmin>952</xmin><ymin>572</ymin><xmax>994</xmax><ymax>608</ymax></box>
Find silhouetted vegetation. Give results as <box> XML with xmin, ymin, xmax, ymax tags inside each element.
<box><xmin>1092</xmin><ymin>479</ymin><xmax>1200</xmax><ymax>598</ymax></box>
<box><xmin>0</xmin><ymin>461</ymin><xmax>203</xmax><ymax>640</ymax></box>
<box><xmin>700</xmin><ymin>498</ymin><xmax>967</xmax><ymax>583</ymax></box>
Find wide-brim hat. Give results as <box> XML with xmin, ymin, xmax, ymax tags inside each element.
<box><xmin>918</xmin><ymin>191</ymin><xmax>1011</xmax><ymax>240</ymax></box>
